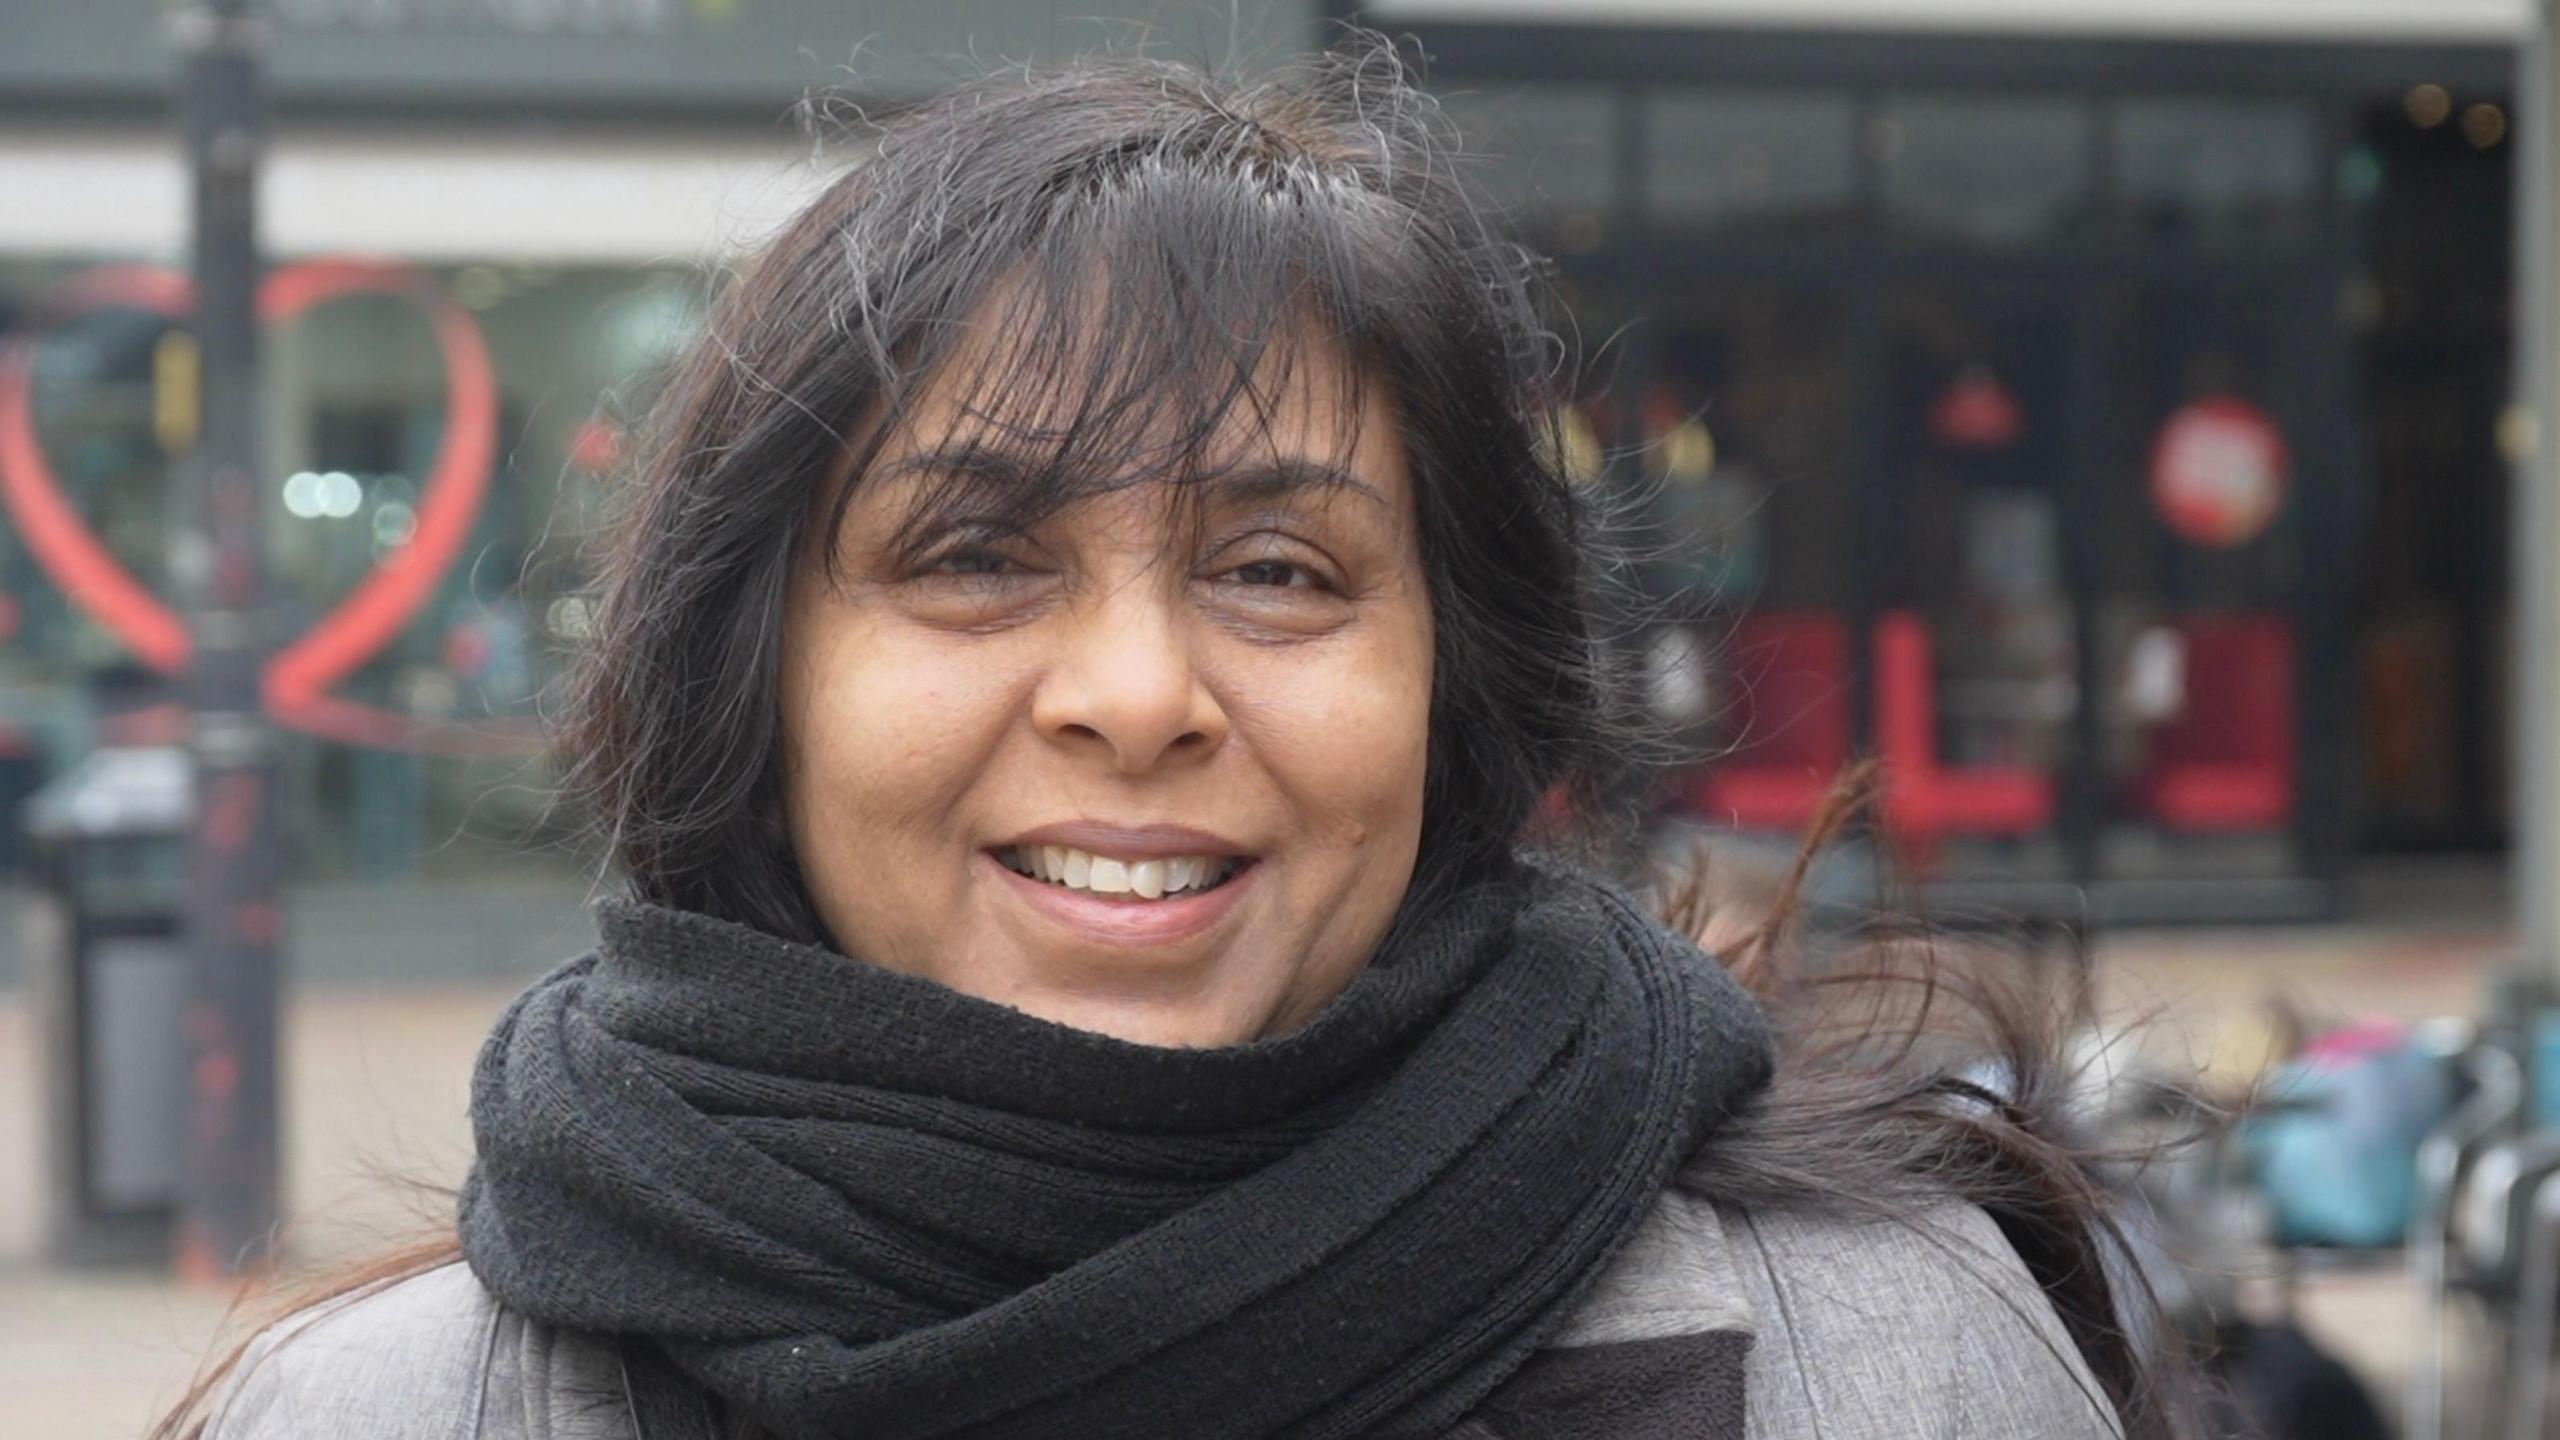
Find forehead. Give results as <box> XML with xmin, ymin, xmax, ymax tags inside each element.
<box><xmin>897</xmin><ymin>292</ymin><xmax>1390</xmax><ymax>464</ymax></box>
<box><xmin>838</xmin><ymin>289</ymin><xmax>1414</xmax><ymax>543</ymax></box>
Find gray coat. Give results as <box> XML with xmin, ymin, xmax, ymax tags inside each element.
<box><xmin>205</xmin><ymin>1189</ymin><xmax>2122</xmax><ymax>1439</ymax></box>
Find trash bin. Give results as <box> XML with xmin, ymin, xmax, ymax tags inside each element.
<box><xmin>25</xmin><ymin>746</ymin><xmax>191</xmax><ymax>1265</ymax></box>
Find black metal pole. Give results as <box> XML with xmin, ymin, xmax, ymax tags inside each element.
<box><xmin>172</xmin><ymin>0</ymin><xmax>281</xmax><ymax>1281</ymax></box>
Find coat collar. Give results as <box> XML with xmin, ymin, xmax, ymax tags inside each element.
<box><xmin>1452</xmin><ymin>1186</ymin><xmax>1758</xmax><ymax>1438</ymax></box>
<box><xmin>1550</xmin><ymin>1185</ymin><xmax>1755</xmax><ymax>1348</ymax></box>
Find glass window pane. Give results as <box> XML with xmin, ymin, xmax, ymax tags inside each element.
<box><xmin>1436</xmin><ymin>85</ymin><xmax>1619</xmax><ymax>221</ymax></box>
<box><xmin>1645</xmin><ymin>283</ymin><xmax>1854</xmax><ymax>612</ymax></box>
<box><xmin>1644</xmin><ymin>89</ymin><xmax>1855</xmax><ymax>233</ymax></box>
<box><xmin>1634</xmin><ymin>282</ymin><xmax>1856</xmax><ymax>837</ymax></box>
<box><xmin>2116</xmin><ymin>99</ymin><xmax>2319</xmax><ymax>245</ymax></box>
<box><xmin>1868</xmin><ymin>279</ymin><xmax>2076</xmax><ymax>874</ymax></box>
<box><xmin>0</xmin><ymin>256</ymin><xmax>702</xmax><ymax>885</ymax></box>
<box><xmin>1878</xmin><ymin>95</ymin><xmax>2091</xmax><ymax>246</ymax></box>
<box><xmin>2090</xmin><ymin>280</ymin><xmax>2305</xmax><ymax>877</ymax></box>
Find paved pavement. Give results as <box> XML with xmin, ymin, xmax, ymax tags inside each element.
<box><xmin>2091</xmin><ymin>913</ymin><xmax>2512</xmax><ymax>1420</ymax></box>
<box><xmin>0</xmin><ymin>878</ymin><xmax>601</xmax><ymax>990</ymax></box>
<box><xmin>2</xmin><ymin>877</ymin><xmax>590</xmax><ymax>1440</ymax></box>
<box><xmin>0</xmin><ymin>872</ymin><xmax>2519</xmax><ymax>1439</ymax></box>
<box><xmin>2</xmin><ymin>977</ymin><xmax>532</xmax><ymax>1438</ymax></box>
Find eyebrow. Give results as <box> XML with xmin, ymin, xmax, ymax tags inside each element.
<box><xmin>1198</xmin><ymin>456</ymin><xmax>1391</xmax><ymax>513</ymax></box>
<box><xmin>874</xmin><ymin>444</ymin><xmax>1393</xmax><ymax>519</ymax></box>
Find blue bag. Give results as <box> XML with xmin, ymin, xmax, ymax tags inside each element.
<box><xmin>2243</xmin><ymin>1021</ymin><xmax>2452</xmax><ymax>1248</ymax></box>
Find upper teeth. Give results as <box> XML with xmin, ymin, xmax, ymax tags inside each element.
<box><xmin>1006</xmin><ymin>845</ymin><xmax>1237</xmax><ymax>898</ymax></box>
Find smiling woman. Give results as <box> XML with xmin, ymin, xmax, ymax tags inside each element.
<box><xmin>164</xmin><ymin>31</ymin><xmax>2175</xmax><ymax>1440</ymax></box>
<box><xmin>781</xmin><ymin>323</ymin><xmax>1433</xmax><ymax>1046</ymax></box>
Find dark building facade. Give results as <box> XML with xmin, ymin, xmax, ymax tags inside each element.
<box><xmin>1350</xmin><ymin>1</ymin><xmax>2522</xmax><ymax>919</ymax></box>
<box><xmin>0</xmin><ymin>0</ymin><xmax>2524</xmax><ymax>920</ymax></box>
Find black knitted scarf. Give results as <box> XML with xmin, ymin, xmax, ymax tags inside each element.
<box><xmin>457</xmin><ymin>863</ymin><xmax>1773</xmax><ymax>1440</ymax></box>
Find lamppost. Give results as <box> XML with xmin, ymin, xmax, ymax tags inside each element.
<box><xmin>171</xmin><ymin>0</ymin><xmax>281</xmax><ymax>1280</ymax></box>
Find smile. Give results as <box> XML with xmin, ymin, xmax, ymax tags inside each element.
<box><xmin>997</xmin><ymin>844</ymin><xmax>1243</xmax><ymax>900</ymax></box>
<box><xmin>981</xmin><ymin>831</ymin><xmax>1259</xmax><ymax>951</ymax></box>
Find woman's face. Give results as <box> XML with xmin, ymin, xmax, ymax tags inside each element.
<box><xmin>778</xmin><ymin>334</ymin><xmax>1435</xmax><ymax>1047</ymax></box>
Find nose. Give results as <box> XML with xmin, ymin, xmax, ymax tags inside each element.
<box><xmin>1029</xmin><ymin>583</ymin><xmax>1229</xmax><ymax>774</ymax></box>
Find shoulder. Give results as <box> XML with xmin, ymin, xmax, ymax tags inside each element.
<box><xmin>203</xmin><ymin>1263</ymin><xmax>631</xmax><ymax>1440</ymax></box>
<box><xmin>204</xmin><ymin>1264</ymin><xmax>499</xmax><ymax>1440</ymax></box>
<box><xmin>1715</xmin><ymin>1197</ymin><xmax>2125</xmax><ymax>1439</ymax></box>
<box><xmin>1536</xmin><ymin>1188</ymin><xmax>2120</xmax><ymax>1439</ymax></box>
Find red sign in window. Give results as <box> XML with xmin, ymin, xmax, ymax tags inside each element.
<box><xmin>2150</xmin><ymin>395</ymin><xmax>2288</xmax><ymax>549</ymax></box>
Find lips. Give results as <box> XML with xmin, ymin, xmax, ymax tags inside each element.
<box><xmin>982</xmin><ymin>823</ymin><xmax>1258</xmax><ymax>948</ymax></box>
<box><xmin>997</xmin><ymin>843</ymin><xmax>1242</xmax><ymax>899</ymax></box>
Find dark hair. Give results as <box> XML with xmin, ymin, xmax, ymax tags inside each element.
<box><xmin>559</xmin><ymin>36</ymin><xmax>1617</xmax><ymax>943</ymax></box>
<box><xmin>159</xmin><ymin>34</ymin><xmax>2192</xmax><ymax>1440</ymax></box>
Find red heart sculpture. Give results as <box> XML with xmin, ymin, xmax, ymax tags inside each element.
<box><xmin>0</xmin><ymin>258</ymin><xmax>506</xmax><ymax>744</ymax></box>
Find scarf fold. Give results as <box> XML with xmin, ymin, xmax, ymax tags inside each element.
<box><xmin>458</xmin><ymin>864</ymin><xmax>1772</xmax><ymax>1440</ymax></box>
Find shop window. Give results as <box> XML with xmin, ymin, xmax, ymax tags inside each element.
<box><xmin>1865</xmin><ymin>278</ymin><xmax>2076</xmax><ymax>874</ymax></box>
<box><xmin>1435</xmin><ymin>85</ymin><xmax>1621</xmax><ymax>252</ymax></box>
<box><xmin>2115</xmin><ymin>99</ymin><xmax>2319</xmax><ymax>246</ymax></box>
<box><xmin>1639</xmin><ymin>282</ymin><xmax>1855</xmax><ymax>836</ymax></box>
<box><xmin>1642</xmin><ymin>89</ymin><xmax>1855</xmax><ymax>236</ymax></box>
<box><xmin>0</xmin><ymin>258</ymin><xmax>704</xmax><ymax>882</ymax></box>
<box><xmin>2091</xmin><ymin>280</ymin><xmax>2306</xmax><ymax>878</ymax></box>
<box><xmin>1877</xmin><ymin>94</ymin><xmax>2092</xmax><ymax>247</ymax></box>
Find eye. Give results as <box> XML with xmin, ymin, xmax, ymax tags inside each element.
<box><xmin>1196</xmin><ymin>535</ymin><xmax>1354</xmax><ymax>636</ymax></box>
<box><xmin>929</xmin><ymin>547</ymin><xmax>1020</xmax><ymax>579</ymax></box>
<box><xmin>1228</xmin><ymin>558</ymin><xmax>1319</xmax><ymax>589</ymax></box>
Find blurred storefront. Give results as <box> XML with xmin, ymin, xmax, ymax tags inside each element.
<box><xmin>1353</xmin><ymin>0</ymin><xmax>2529</xmax><ymax>920</ymax></box>
<box><xmin>0</xmin><ymin>1</ymin><xmax>1306</xmax><ymax>886</ymax></box>
<box><xmin>0</xmin><ymin>0</ymin><xmax>2529</xmax><ymax>921</ymax></box>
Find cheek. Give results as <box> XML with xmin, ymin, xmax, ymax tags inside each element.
<box><xmin>781</xmin><ymin>613</ymin><xmax>1019</xmax><ymax>845</ymax></box>
<box><xmin>1233</xmin><ymin>622</ymin><xmax>1434</xmax><ymax>847</ymax></box>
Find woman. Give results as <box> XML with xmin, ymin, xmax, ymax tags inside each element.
<box><xmin>172</xmin><ymin>38</ymin><xmax>2167</xmax><ymax>1440</ymax></box>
